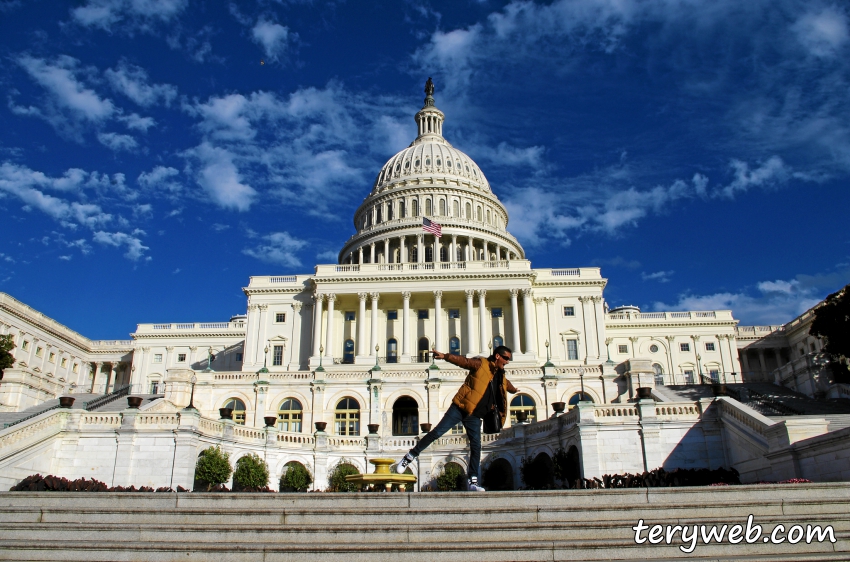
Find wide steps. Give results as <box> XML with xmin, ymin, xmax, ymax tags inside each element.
<box><xmin>0</xmin><ymin>484</ymin><xmax>848</xmax><ymax>561</ymax></box>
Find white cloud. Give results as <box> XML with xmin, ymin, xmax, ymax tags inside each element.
<box><xmin>185</xmin><ymin>142</ymin><xmax>257</xmax><ymax>211</ymax></box>
<box><xmin>71</xmin><ymin>0</ymin><xmax>188</xmax><ymax>30</ymax></box>
<box><xmin>316</xmin><ymin>250</ymin><xmax>338</xmax><ymax>262</ymax></box>
<box><xmin>792</xmin><ymin>6</ymin><xmax>849</xmax><ymax>58</ymax></box>
<box><xmin>97</xmin><ymin>132</ymin><xmax>138</xmax><ymax>151</ymax></box>
<box><xmin>252</xmin><ymin>19</ymin><xmax>290</xmax><ymax>62</ymax></box>
<box><xmin>716</xmin><ymin>156</ymin><xmax>790</xmax><ymax>198</ymax></box>
<box><xmin>137</xmin><ymin>165</ymin><xmax>181</xmax><ymax>192</ymax></box>
<box><xmin>92</xmin><ymin>230</ymin><xmax>150</xmax><ymax>260</ymax></box>
<box><xmin>105</xmin><ymin>61</ymin><xmax>178</xmax><ymax>106</ymax></box>
<box><xmin>472</xmin><ymin>141</ymin><xmax>544</xmax><ymax>168</ymax></box>
<box><xmin>642</xmin><ymin>270</ymin><xmax>673</xmax><ymax>283</ymax></box>
<box><xmin>211</xmin><ymin>223</ymin><xmax>230</xmax><ymax>231</ymax></box>
<box><xmin>243</xmin><ymin>231</ymin><xmax>307</xmax><ymax>268</ymax></box>
<box><xmin>119</xmin><ymin>113</ymin><xmax>156</xmax><ymax>131</ymax></box>
<box><xmin>59</xmin><ymin>255</ymin><xmax>72</xmax><ymax>261</ymax></box>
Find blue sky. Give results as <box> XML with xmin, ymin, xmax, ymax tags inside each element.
<box><xmin>1</xmin><ymin>0</ymin><xmax>849</xmax><ymax>339</ymax></box>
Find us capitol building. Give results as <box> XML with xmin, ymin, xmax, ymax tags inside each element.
<box><xmin>0</xmin><ymin>84</ymin><xmax>846</xmax><ymax>491</ymax></box>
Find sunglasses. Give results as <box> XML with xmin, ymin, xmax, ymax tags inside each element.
<box><xmin>496</xmin><ymin>353</ymin><xmax>512</xmax><ymax>363</ymax></box>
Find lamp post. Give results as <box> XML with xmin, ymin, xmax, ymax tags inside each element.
<box><xmin>373</xmin><ymin>344</ymin><xmax>382</xmax><ymax>372</ymax></box>
<box><xmin>697</xmin><ymin>354</ymin><xmax>703</xmax><ymax>384</ymax></box>
<box><xmin>203</xmin><ymin>347</ymin><xmax>215</xmax><ymax>373</ymax></box>
<box><xmin>185</xmin><ymin>374</ymin><xmax>197</xmax><ymax>411</ymax></box>
<box><xmin>544</xmin><ymin>339</ymin><xmax>554</xmax><ymax>368</ymax></box>
<box><xmin>578</xmin><ymin>366</ymin><xmax>587</xmax><ymax>402</ymax></box>
<box><xmin>429</xmin><ymin>343</ymin><xmax>439</xmax><ymax>371</ymax></box>
<box><xmin>316</xmin><ymin>345</ymin><xmax>325</xmax><ymax>373</ymax></box>
<box><xmin>258</xmin><ymin>344</ymin><xmax>269</xmax><ymax>375</ymax></box>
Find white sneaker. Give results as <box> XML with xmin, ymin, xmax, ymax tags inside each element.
<box><xmin>467</xmin><ymin>477</ymin><xmax>485</xmax><ymax>492</ymax></box>
<box><xmin>396</xmin><ymin>452</ymin><xmax>415</xmax><ymax>473</ymax></box>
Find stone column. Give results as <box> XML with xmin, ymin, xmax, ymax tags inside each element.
<box><xmin>107</xmin><ymin>363</ymin><xmax>117</xmax><ymax>393</ymax></box>
<box><xmin>509</xmin><ymin>289</ymin><xmax>522</xmax><ymax>354</ymax></box>
<box><xmin>465</xmin><ymin>289</ymin><xmax>475</xmax><ymax>355</ymax></box>
<box><xmin>418</xmin><ymin>234</ymin><xmax>424</xmax><ymax>263</ymax></box>
<box><xmin>591</xmin><ymin>296</ymin><xmax>604</xmax><ymax>360</ymax></box>
<box><xmin>545</xmin><ymin>297</ymin><xmax>557</xmax><ymax>360</ymax></box>
<box><xmin>579</xmin><ymin>297</ymin><xmax>592</xmax><ymax>360</ymax></box>
<box><xmin>370</xmin><ymin>293</ymin><xmax>380</xmax><ymax>356</ymax></box>
<box><xmin>357</xmin><ymin>293</ymin><xmax>368</xmax><ymax>357</ymax></box>
<box><xmin>90</xmin><ymin>362</ymin><xmax>101</xmax><ymax>393</ymax></box>
<box><xmin>433</xmin><ymin>291</ymin><xmax>443</xmax><ymax>352</ymax></box>
<box><xmin>401</xmin><ymin>292</ymin><xmax>411</xmax><ymax>361</ymax></box>
<box><xmin>312</xmin><ymin>294</ymin><xmax>323</xmax><ymax>357</ymax></box>
<box><xmin>324</xmin><ymin>294</ymin><xmax>336</xmax><ymax>360</ymax></box>
<box><xmin>384</xmin><ymin>240</ymin><xmax>390</xmax><ymax>264</ymax></box>
<box><xmin>358</xmin><ymin>246</ymin><xmax>363</xmax><ymax>264</ymax></box>
<box><xmin>255</xmin><ymin>305</ymin><xmax>269</xmax><ymax>365</ymax></box>
<box><xmin>665</xmin><ymin>336</ymin><xmax>676</xmax><ymax>382</ymax></box>
<box><xmin>451</xmin><ymin>235</ymin><xmax>457</xmax><ymax>263</ymax></box>
<box><xmin>478</xmin><ymin>290</ymin><xmax>488</xmax><ymax>355</ymax></box>
<box><xmin>288</xmin><ymin>302</ymin><xmax>302</xmax><ymax>369</ymax></box>
<box><xmin>741</xmin><ymin>349</ymin><xmax>752</xmax><ymax>376</ymax></box>
<box><xmin>370</xmin><ymin>242</ymin><xmax>375</xmax><ymax>264</ymax></box>
<box><xmin>434</xmin><ymin>237</ymin><xmax>441</xmax><ymax>263</ymax></box>
<box><xmin>483</xmin><ymin>241</ymin><xmax>490</xmax><ymax>261</ymax></box>
<box><xmin>522</xmin><ymin>289</ymin><xmax>536</xmax><ymax>355</ymax></box>
<box><xmin>400</xmin><ymin>236</ymin><xmax>406</xmax><ymax>263</ymax></box>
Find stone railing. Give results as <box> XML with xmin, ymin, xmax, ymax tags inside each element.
<box><xmin>0</xmin><ymin>410</ymin><xmax>66</xmax><ymax>452</ymax></box>
<box><xmin>718</xmin><ymin>399</ymin><xmax>771</xmax><ymax>438</ymax></box>
<box><xmin>233</xmin><ymin>426</ymin><xmax>265</xmax><ymax>441</ymax></box>
<box><xmin>655</xmin><ymin>404</ymin><xmax>700</xmax><ymax>418</ymax></box>
<box><xmin>80</xmin><ymin>413</ymin><xmax>122</xmax><ymax>426</ymax></box>
<box><xmin>313</xmin><ymin>260</ymin><xmax>533</xmax><ymax>277</ymax></box>
<box><xmin>594</xmin><ymin>405</ymin><xmax>638</xmax><ymax>418</ymax></box>
<box><xmin>199</xmin><ymin>418</ymin><xmax>224</xmax><ymax>435</ymax></box>
<box><xmin>607</xmin><ymin>310</ymin><xmax>734</xmax><ymax>322</ymax></box>
<box><xmin>277</xmin><ymin>432</ymin><xmax>314</xmax><ymax>446</ymax></box>
<box><xmin>735</xmin><ymin>325</ymin><xmax>785</xmax><ymax>338</ymax></box>
<box><xmin>137</xmin><ymin>322</ymin><xmax>246</xmax><ymax>333</ymax></box>
<box><xmin>325</xmin><ymin>436</ymin><xmax>365</xmax><ymax>448</ymax></box>
<box><xmin>135</xmin><ymin>414</ymin><xmax>180</xmax><ymax>426</ymax></box>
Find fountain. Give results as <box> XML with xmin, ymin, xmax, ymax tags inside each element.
<box><xmin>345</xmin><ymin>458</ymin><xmax>417</xmax><ymax>492</ymax></box>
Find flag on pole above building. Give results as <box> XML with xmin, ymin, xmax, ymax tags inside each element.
<box><xmin>423</xmin><ymin>218</ymin><xmax>442</xmax><ymax>237</ymax></box>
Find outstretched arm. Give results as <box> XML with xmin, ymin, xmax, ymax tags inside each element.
<box><xmin>432</xmin><ymin>351</ymin><xmax>482</xmax><ymax>370</ymax></box>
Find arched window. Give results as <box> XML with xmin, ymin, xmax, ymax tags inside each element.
<box><xmin>418</xmin><ymin>337</ymin><xmax>430</xmax><ymax>363</ymax></box>
<box><xmin>486</xmin><ymin>209</ymin><xmax>491</xmax><ymax>224</ymax></box>
<box><xmin>387</xmin><ymin>203</ymin><xmax>393</xmax><ymax>221</ymax></box>
<box><xmin>493</xmin><ymin>336</ymin><xmax>504</xmax><ymax>349</ymax></box>
<box><xmin>653</xmin><ymin>363</ymin><xmax>664</xmax><ymax>386</ymax></box>
<box><xmin>439</xmin><ymin>246</ymin><xmax>446</xmax><ymax>262</ymax></box>
<box><xmin>477</xmin><ymin>207</ymin><xmax>483</xmax><ymax>221</ymax></box>
<box><xmin>439</xmin><ymin>199</ymin><xmax>446</xmax><ymax>215</ymax></box>
<box><xmin>376</xmin><ymin>206</ymin><xmax>382</xmax><ymax>223</ymax></box>
<box><xmin>277</xmin><ymin>398</ymin><xmax>302</xmax><ymax>432</ymax></box>
<box><xmin>449</xmin><ymin>337</ymin><xmax>461</xmax><ymax>355</ymax></box>
<box><xmin>425</xmin><ymin>198</ymin><xmax>432</xmax><ymax>216</ymax></box>
<box><xmin>425</xmin><ymin>246</ymin><xmax>433</xmax><ymax>262</ymax></box>
<box><xmin>412</xmin><ymin>199</ymin><xmax>419</xmax><ymax>216</ymax></box>
<box><xmin>452</xmin><ymin>200</ymin><xmax>459</xmax><ymax>216</ymax></box>
<box><xmin>399</xmin><ymin>200</ymin><xmax>406</xmax><ymax>218</ymax></box>
<box><xmin>343</xmin><ymin>339</ymin><xmax>355</xmax><ymax>364</ymax></box>
<box><xmin>365</xmin><ymin>213</ymin><xmax>371</xmax><ymax>228</ymax></box>
<box><xmin>392</xmin><ymin>396</ymin><xmax>419</xmax><ymax>436</ymax></box>
<box><xmin>410</xmin><ymin>246</ymin><xmax>418</xmax><ymax>262</ymax></box>
<box><xmin>224</xmin><ymin>398</ymin><xmax>246</xmax><ymax>425</ymax></box>
<box><xmin>387</xmin><ymin>338</ymin><xmax>398</xmax><ymax>363</ymax></box>
<box><xmin>510</xmin><ymin>394</ymin><xmax>536</xmax><ymax>424</ymax></box>
<box><xmin>334</xmin><ymin>397</ymin><xmax>360</xmax><ymax>436</ymax></box>
<box><xmin>456</xmin><ymin>246</ymin><xmax>464</xmax><ymax>262</ymax></box>
<box><xmin>568</xmin><ymin>392</ymin><xmax>593</xmax><ymax>406</ymax></box>
<box><xmin>465</xmin><ymin>202</ymin><xmax>471</xmax><ymax>218</ymax></box>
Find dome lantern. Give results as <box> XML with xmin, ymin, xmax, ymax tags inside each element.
<box><xmin>414</xmin><ymin>77</ymin><xmax>445</xmax><ymax>142</ymax></box>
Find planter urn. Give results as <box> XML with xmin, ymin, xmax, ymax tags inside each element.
<box><xmin>58</xmin><ymin>396</ymin><xmax>75</xmax><ymax>409</ymax></box>
<box><xmin>551</xmin><ymin>402</ymin><xmax>566</xmax><ymax>414</ymax></box>
<box><xmin>264</xmin><ymin>416</ymin><xmax>278</xmax><ymax>427</ymax></box>
<box><xmin>711</xmin><ymin>383</ymin><xmax>728</xmax><ymax>397</ymax></box>
<box><xmin>636</xmin><ymin>387</ymin><xmax>653</xmax><ymax>400</ymax></box>
<box><xmin>314</xmin><ymin>421</ymin><xmax>327</xmax><ymax>432</ymax></box>
<box><xmin>219</xmin><ymin>407</ymin><xmax>233</xmax><ymax>420</ymax></box>
<box><xmin>515</xmin><ymin>410</ymin><xmax>528</xmax><ymax>423</ymax></box>
<box><xmin>126</xmin><ymin>396</ymin><xmax>143</xmax><ymax>409</ymax></box>
<box><xmin>420</xmin><ymin>423</ymin><xmax>432</xmax><ymax>433</ymax></box>
<box><xmin>367</xmin><ymin>423</ymin><xmax>380</xmax><ymax>434</ymax></box>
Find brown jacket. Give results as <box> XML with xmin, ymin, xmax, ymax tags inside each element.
<box><xmin>446</xmin><ymin>354</ymin><xmax>518</xmax><ymax>425</ymax></box>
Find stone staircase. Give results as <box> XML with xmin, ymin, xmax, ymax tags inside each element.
<box><xmin>0</xmin><ymin>483</ymin><xmax>848</xmax><ymax>561</ymax></box>
<box><xmin>660</xmin><ymin>383</ymin><xmax>850</xmax><ymax>418</ymax></box>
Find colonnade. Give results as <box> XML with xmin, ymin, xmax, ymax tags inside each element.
<box><xmin>344</xmin><ymin>233</ymin><xmax>518</xmax><ymax>265</ymax></box>
<box><xmin>310</xmin><ymin>288</ymin><xmax>537</xmax><ymax>362</ymax></box>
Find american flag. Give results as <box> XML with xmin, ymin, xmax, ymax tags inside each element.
<box><xmin>422</xmin><ymin>218</ymin><xmax>442</xmax><ymax>237</ymax></box>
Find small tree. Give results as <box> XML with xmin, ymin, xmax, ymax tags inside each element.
<box><xmin>233</xmin><ymin>453</ymin><xmax>270</xmax><ymax>491</ymax></box>
<box><xmin>0</xmin><ymin>334</ymin><xmax>15</xmax><ymax>379</ymax></box>
<box><xmin>810</xmin><ymin>285</ymin><xmax>850</xmax><ymax>384</ymax></box>
<box><xmin>327</xmin><ymin>459</ymin><xmax>360</xmax><ymax>492</ymax></box>
<box><xmin>194</xmin><ymin>446</ymin><xmax>232</xmax><ymax>491</ymax></box>
<box><xmin>435</xmin><ymin>462</ymin><xmax>466</xmax><ymax>491</ymax></box>
<box><xmin>280</xmin><ymin>461</ymin><xmax>313</xmax><ymax>492</ymax></box>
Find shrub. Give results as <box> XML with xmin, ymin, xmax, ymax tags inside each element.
<box><xmin>436</xmin><ymin>462</ymin><xmax>466</xmax><ymax>491</ymax></box>
<box><xmin>233</xmin><ymin>453</ymin><xmax>270</xmax><ymax>491</ymax></box>
<box><xmin>194</xmin><ymin>446</ymin><xmax>232</xmax><ymax>491</ymax></box>
<box><xmin>327</xmin><ymin>459</ymin><xmax>360</xmax><ymax>492</ymax></box>
<box><xmin>280</xmin><ymin>461</ymin><xmax>313</xmax><ymax>492</ymax></box>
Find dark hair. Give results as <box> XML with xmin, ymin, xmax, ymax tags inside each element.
<box><xmin>493</xmin><ymin>345</ymin><xmax>512</xmax><ymax>358</ymax></box>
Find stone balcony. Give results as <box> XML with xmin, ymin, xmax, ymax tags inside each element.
<box><xmin>605</xmin><ymin>309</ymin><xmax>735</xmax><ymax>324</ymax></box>
<box><xmin>133</xmin><ymin>322</ymin><xmax>247</xmax><ymax>336</ymax></box>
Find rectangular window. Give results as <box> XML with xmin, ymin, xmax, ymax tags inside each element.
<box><xmin>36</xmin><ymin>347</ymin><xmax>43</xmax><ymax>357</ymax></box>
<box><xmin>709</xmin><ymin>369</ymin><xmax>720</xmax><ymax>382</ymax></box>
<box><xmin>448</xmin><ymin>309</ymin><xmax>460</xmax><ymax>319</ymax></box>
<box><xmin>22</xmin><ymin>340</ymin><xmax>29</xmax><ymax>351</ymax></box>
<box><xmin>705</xmin><ymin>342</ymin><xmax>715</xmax><ymax>351</ymax></box>
<box><xmin>680</xmin><ymin>343</ymin><xmax>690</xmax><ymax>352</ymax></box>
<box><xmin>567</xmin><ymin>340</ymin><xmax>579</xmax><ymax>360</ymax></box>
<box><xmin>48</xmin><ymin>352</ymin><xmax>55</xmax><ymax>363</ymax></box>
<box><xmin>273</xmin><ymin>345</ymin><xmax>283</xmax><ymax>366</ymax></box>
<box><xmin>61</xmin><ymin>358</ymin><xmax>67</xmax><ymax>368</ymax></box>
<box><xmin>618</xmin><ymin>344</ymin><xmax>628</xmax><ymax>354</ymax></box>
<box><xmin>72</xmin><ymin>363</ymin><xmax>79</xmax><ymax>373</ymax></box>
<box><xmin>418</xmin><ymin>309</ymin><xmax>429</xmax><ymax>320</ymax></box>
<box><xmin>344</xmin><ymin>311</ymin><xmax>356</xmax><ymax>321</ymax></box>
<box><xmin>153</xmin><ymin>354</ymin><xmax>163</xmax><ymax>363</ymax></box>
<box><xmin>684</xmin><ymin>369</ymin><xmax>695</xmax><ymax>384</ymax></box>
<box><xmin>387</xmin><ymin>310</ymin><xmax>398</xmax><ymax>320</ymax></box>
<box><xmin>564</xmin><ymin>306</ymin><xmax>575</xmax><ymax>317</ymax></box>
<box><xmin>275</xmin><ymin>312</ymin><xmax>286</xmax><ymax>323</ymax></box>
<box><xmin>236</xmin><ymin>353</ymin><xmax>243</xmax><ymax>362</ymax></box>
<box><xmin>177</xmin><ymin>353</ymin><xmax>186</xmax><ymax>362</ymax></box>
<box><xmin>491</xmin><ymin>307</ymin><xmax>503</xmax><ymax>318</ymax></box>
<box><xmin>450</xmin><ymin>422</ymin><xmax>465</xmax><ymax>435</ymax></box>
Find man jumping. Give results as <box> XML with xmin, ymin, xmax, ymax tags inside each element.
<box><xmin>396</xmin><ymin>346</ymin><xmax>517</xmax><ymax>491</ymax></box>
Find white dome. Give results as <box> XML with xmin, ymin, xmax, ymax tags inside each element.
<box><xmin>372</xmin><ymin>140</ymin><xmax>490</xmax><ymax>194</ymax></box>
